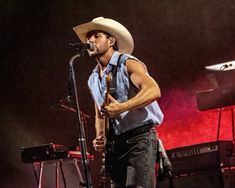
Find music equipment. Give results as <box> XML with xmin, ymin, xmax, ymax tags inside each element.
<box><xmin>68</xmin><ymin>151</ymin><xmax>94</xmax><ymax>160</ymax></box>
<box><xmin>104</xmin><ymin>73</ymin><xmax>112</xmax><ymax>138</ymax></box>
<box><xmin>20</xmin><ymin>143</ymin><xmax>93</xmax><ymax>163</ymax></box>
<box><xmin>99</xmin><ymin>73</ymin><xmax>112</xmax><ymax>186</ymax></box>
<box><xmin>69</xmin><ymin>42</ymin><xmax>94</xmax><ymax>51</ymax></box>
<box><xmin>205</xmin><ymin>60</ymin><xmax>235</xmax><ymax>71</ymax></box>
<box><xmin>166</xmin><ymin>141</ymin><xmax>235</xmax><ymax>176</ymax></box>
<box><xmin>157</xmin><ymin>168</ymin><xmax>235</xmax><ymax>188</ymax></box>
<box><xmin>196</xmin><ymin>68</ymin><xmax>235</xmax><ymax>111</ymax></box>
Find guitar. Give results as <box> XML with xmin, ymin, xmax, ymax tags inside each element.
<box><xmin>104</xmin><ymin>73</ymin><xmax>112</xmax><ymax>139</ymax></box>
<box><xmin>99</xmin><ymin>73</ymin><xmax>112</xmax><ymax>187</ymax></box>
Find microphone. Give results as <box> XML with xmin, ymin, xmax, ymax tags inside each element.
<box><xmin>69</xmin><ymin>42</ymin><xmax>94</xmax><ymax>51</ymax></box>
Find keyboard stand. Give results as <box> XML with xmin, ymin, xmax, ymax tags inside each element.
<box><xmin>32</xmin><ymin>158</ymin><xmax>85</xmax><ymax>188</ymax></box>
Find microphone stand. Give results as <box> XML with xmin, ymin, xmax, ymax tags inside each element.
<box><xmin>69</xmin><ymin>51</ymin><xmax>92</xmax><ymax>188</ymax></box>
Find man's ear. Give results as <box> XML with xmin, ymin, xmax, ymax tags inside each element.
<box><xmin>109</xmin><ymin>36</ymin><xmax>116</xmax><ymax>47</ymax></box>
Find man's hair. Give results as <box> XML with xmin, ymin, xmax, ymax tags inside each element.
<box><xmin>103</xmin><ymin>32</ymin><xmax>119</xmax><ymax>51</ymax></box>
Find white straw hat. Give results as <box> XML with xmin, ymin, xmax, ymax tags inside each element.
<box><xmin>73</xmin><ymin>17</ymin><xmax>134</xmax><ymax>54</ymax></box>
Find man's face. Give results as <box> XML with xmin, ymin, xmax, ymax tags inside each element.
<box><xmin>86</xmin><ymin>30</ymin><xmax>113</xmax><ymax>57</ymax></box>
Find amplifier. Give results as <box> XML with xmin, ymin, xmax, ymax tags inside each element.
<box><xmin>157</xmin><ymin>168</ymin><xmax>235</xmax><ymax>188</ymax></box>
<box><xmin>21</xmin><ymin>143</ymin><xmax>69</xmax><ymax>163</ymax></box>
<box><xmin>166</xmin><ymin>141</ymin><xmax>235</xmax><ymax>175</ymax></box>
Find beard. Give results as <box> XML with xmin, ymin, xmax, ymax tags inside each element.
<box><xmin>87</xmin><ymin>46</ymin><xmax>108</xmax><ymax>58</ymax></box>
<box><xmin>88</xmin><ymin>50</ymin><xmax>99</xmax><ymax>58</ymax></box>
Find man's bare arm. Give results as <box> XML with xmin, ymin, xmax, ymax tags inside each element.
<box><xmin>104</xmin><ymin>59</ymin><xmax>161</xmax><ymax>117</ymax></box>
<box><xmin>94</xmin><ymin>103</ymin><xmax>105</xmax><ymax>137</ymax></box>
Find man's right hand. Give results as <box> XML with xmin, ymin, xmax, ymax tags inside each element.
<box><xmin>92</xmin><ymin>135</ymin><xmax>105</xmax><ymax>153</ymax></box>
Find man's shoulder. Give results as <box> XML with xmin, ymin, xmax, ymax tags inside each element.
<box><xmin>120</xmin><ymin>53</ymin><xmax>140</xmax><ymax>65</ymax></box>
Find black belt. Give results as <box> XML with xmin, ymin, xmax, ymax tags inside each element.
<box><xmin>113</xmin><ymin>120</ymin><xmax>154</xmax><ymax>141</ymax></box>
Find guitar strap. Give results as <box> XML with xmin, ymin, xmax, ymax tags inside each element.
<box><xmin>109</xmin><ymin>54</ymin><xmax>123</xmax><ymax>99</ymax></box>
<box><xmin>107</xmin><ymin>54</ymin><xmax>123</xmax><ymax>139</ymax></box>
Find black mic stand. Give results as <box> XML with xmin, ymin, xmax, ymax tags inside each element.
<box><xmin>68</xmin><ymin>51</ymin><xmax>92</xmax><ymax>188</ymax></box>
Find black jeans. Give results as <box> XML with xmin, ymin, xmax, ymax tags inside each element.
<box><xmin>109</xmin><ymin>128</ymin><xmax>158</xmax><ymax>188</ymax></box>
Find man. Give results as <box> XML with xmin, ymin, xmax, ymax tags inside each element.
<box><xmin>73</xmin><ymin>17</ymin><xmax>164</xmax><ymax>187</ymax></box>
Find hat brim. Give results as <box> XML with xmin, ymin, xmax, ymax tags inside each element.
<box><xmin>73</xmin><ymin>17</ymin><xmax>134</xmax><ymax>54</ymax></box>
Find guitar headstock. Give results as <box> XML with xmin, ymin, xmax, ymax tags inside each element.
<box><xmin>106</xmin><ymin>74</ymin><xmax>112</xmax><ymax>84</ymax></box>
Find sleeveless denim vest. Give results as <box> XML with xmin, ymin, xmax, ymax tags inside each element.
<box><xmin>88</xmin><ymin>51</ymin><xmax>164</xmax><ymax>135</ymax></box>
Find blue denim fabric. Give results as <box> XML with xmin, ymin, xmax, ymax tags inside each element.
<box><xmin>109</xmin><ymin>128</ymin><xmax>158</xmax><ymax>188</ymax></box>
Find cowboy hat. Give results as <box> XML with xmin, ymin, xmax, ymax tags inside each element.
<box><xmin>73</xmin><ymin>17</ymin><xmax>134</xmax><ymax>54</ymax></box>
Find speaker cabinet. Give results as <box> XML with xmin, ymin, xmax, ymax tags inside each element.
<box><xmin>166</xmin><ymin>141</ymin><xmax>235</xmax><ymax>176</ymax></box>
<box><xmin>157</xmin><ymin>169</ymin><xmax>235</xmax><ymax>188</ymax></box>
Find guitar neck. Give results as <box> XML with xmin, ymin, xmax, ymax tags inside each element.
<box><xmin>104</xmin><ymin>74</ymin><xmax>111</xmax><ymax>136</ymax></box>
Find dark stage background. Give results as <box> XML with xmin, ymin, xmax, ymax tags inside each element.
<box><xmin>1</xmin><ymin>0</ymin><xmax>235</xmax><ymax>187</ymax></box>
